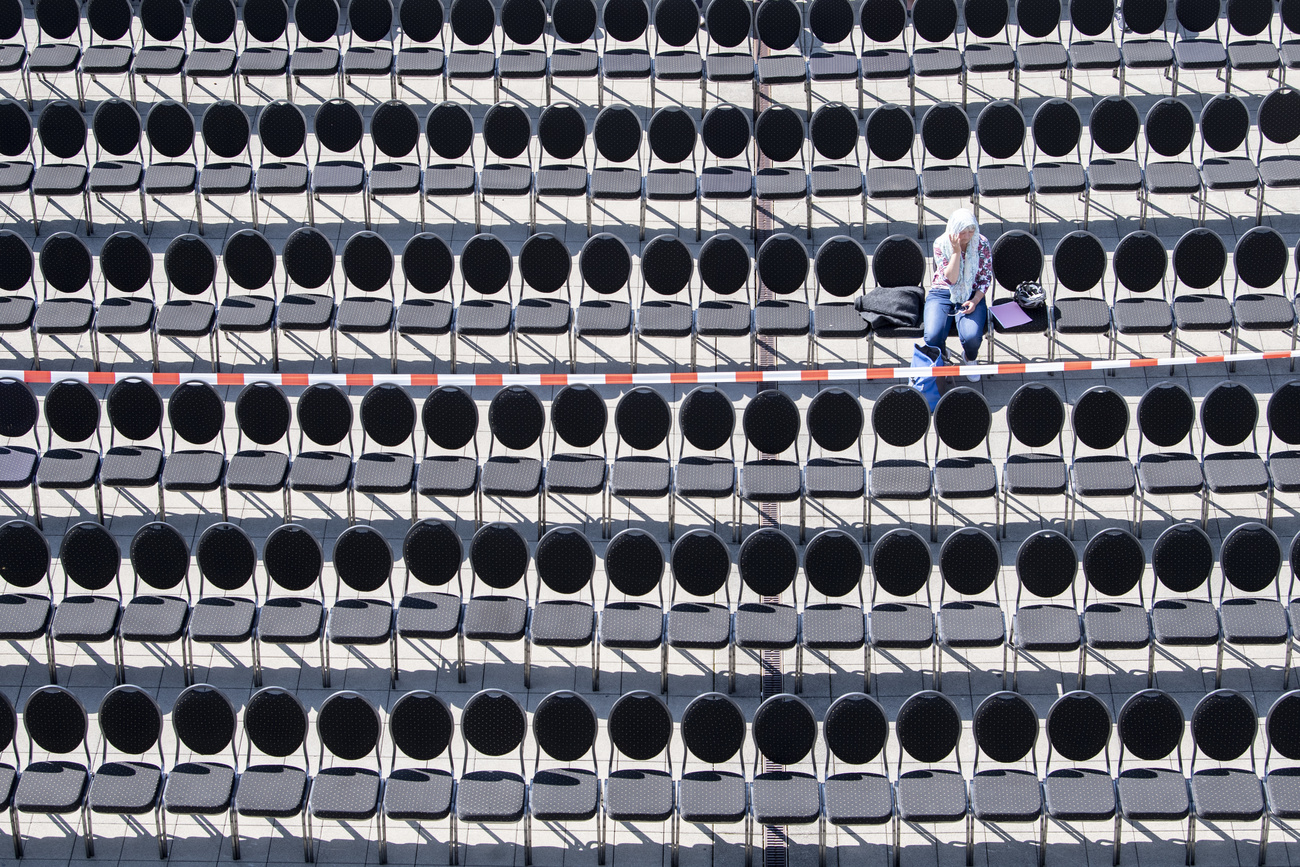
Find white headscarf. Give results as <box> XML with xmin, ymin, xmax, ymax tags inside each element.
<box><xmin>937</xmin><ymin>209</ymin><xmax>981</xmax><ymax>305</ymax></box>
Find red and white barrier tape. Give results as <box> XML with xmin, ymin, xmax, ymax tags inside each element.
<box><xmin>15</xmin><ymin>348</ymin><xmax>1300</xmax><ymax>387</ymax></box>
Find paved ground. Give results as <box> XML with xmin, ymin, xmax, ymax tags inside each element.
<box><xmin>0</xmin><ymin>8</ymin><xmax>1297</xmax><ymax>867</ymax></box>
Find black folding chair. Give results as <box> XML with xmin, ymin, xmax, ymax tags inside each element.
<box><xmin>969</xmin><ymin>691</ymin><xmax>1044</xmax><ymax>866</ymax></box>
<box><xmin>798</xmin><ymin>529</ymin><xmax>866</xmax><ymax>691</ymax></box>
<box><xmin>454</xmin><ymin>690</ymin><xmax>527</xmax><ymax>861</ymax></box>
<box><xmin>344</xmin><ymin>0</ymin><xmax>396</xmax><ymax>97</ymax></box>
<box><xmin>698</xmin><ymin>106</ymin><xmax>753</xmax><ymax>237</ymax></box>
<box><xmin>530</xmin><ymin>527</ymin><xmax>598</xmax><ymax>688</ymax></box>
<box><xmin>932</xmin><ymin>388</ymin><xmax>999</xmax><ymax>539</ymax></box>
<box><xmin>643</xmin><ymin>108</ymin><xmax>698</xmax><ymax>241</ymax></box>
<box><xmin>548</xmin><ymin>0</ymin><xmax>598</xmax><ymax>101</ymax></box>
<box><xmin>893</xmin><ymin>690</ymin><xmax>967</xmax><ymax>865</ymax></box>
<box><xmin>1199</xmin><ymin>381</ymin><xmax>1271</xmax><ymax>525</ymax></box>
<box><xmin>162</xmin><ymin>380</ymin><xmax>229</xmax><ymax>519</ymax></box>
<box><xmin>423</xmin><ymin>103</ymin><xmax>476</xmax><ymax>230</ymax></box>
<box><xmin>803</xmin><ymin>389</ymin><xmax>866</xmax><ymax>539</ymax></box>
<box><xmin>696</xmin><ymin>232</ymin><xmax>754</xmax><ymax>367</ymax></box>
<box><xmin>858</xmin><ymin>0</ymin><xmax>910</xmax><ymax>115</ymax></box>
<box><xmin>278</xmin><ymin>226</ymin><xmax>339</xmax><ymax>371</ymax></box>
<box><xmin>1230</xmin><ymin>227</ymin><xmax>1295</xmax><ymax>355</ymax></box>
<box><xmin>1263</xmin><ymin>690</ymin><xmax>1300</xmax><ymax>862</ymax></box>
<box><xmin>254</xmin><ymin>101</ymin><xmax>312</xmax><ymax>229</ymax></box>
<box><xmin>1079</xmin><ymin>527</ymin><xmax>1151</xmax><ymax>688</ymax></box>
<box><xmin>14</xmin><ymin>686</ymin><xmax>92</xmax><ymax>855</ymax></box>
<box><xmin>738</xmin><ymin>388</ymin><xmax>804</xmax><ymax>539</ymax></box>
<box><xmin>33</xmin><ymin>233</ymin><xmax>95</xmax><ymax>367</ymax></box>
<box><xmin>1149</xmin><ymin>522</ymin><xmax>1219</xmax><ymax>686</ymax></box>
<box><xmin>651</xmin><ymin>0</ymin><xmax>704</xmax><ymax>110</ymax></box>
<box><xmin>256</xmin><ymin>523</ymin><xmax>326</xmax><ymax>686</ymax></box>
<box><xmin>0</xmin><ymin>232</ymin><xmax>37</xmax><ymax>367</ymax></box>
<box><xmin>369</xmin><ymin>100</ymin><xmax>424</xmax><ymax>229</ymax></box>
<box><xmin>396</xmin><ymin>233</ymin><xmax>455</xmax><ymax>363</ymax></box>
<box><xmin>239</xmin><ymin>0</ymin><xmax>292</xmax><ymax>97</ymax></box>
<box><xmin>1012</xmin><ymin>0</ymin><xmax>1067</xmax><ymax>101</ymax></box>
<box><xmin>162</xmin><ymin>684</ymin><xmax>239</xmax><ymax>857</ymax></box>
<box><xmin>225</xmin><ymin>380</ymin><xmax>291</xmax><ymax>518</ymax></box>
<box><xmin>637</xmin><ymin>234</ymin><xmax>694</xmax><ymax>363</ymax></box>
<box><xmin>100</xmin><ymin>376</ymin><xmax>165</xmax><ymax>518</ymax></box>
<box><xmin>286</xmin><ymin>383</ymin><xmax>354</xmax><ymax>521</ymax></box>
<box><xmin>416</xmin><ymin>386</ymin><xmax>480</xmax><ymax>525</ymax></box>
<box><xmin>395</xmin><ymin>0</ymin><xmax>447</xmax><ymax>94</ymax></box>
<box><xmin>1009</xmin><ymin>529</ymin><xmax>1081</xmax><ymax>692</ymax></box>
<box><xmin>0</xmin><ymin>520</ymin><xmax>54</xmax><ymax>680</ymax></box>
<box><xmin>543</xmin><ymin>383</ymin><xmax>606</xmax><ymax>534</ymax></box>
<box><xmin>185</xmin><ymin>0</ymin><xmax>239</xmax><ymax>102</ymax></box>
<box><xmin>498</xmin><ymin>0</ymin><xmax>548</xmax><ymax>100</ymax></box>
<box><xmin>752</xmin><ymin>106</ymin><xmax>807</xmax><ymax>239</ymax></box>
<box><xmin>308</xmin><ymin>692</ymin><xmax>385</xmax><ymax>861</ymax></box>
<box><xmin>1084</xmin><ymin>96</ymin><xmax>1142</xmax><ymax>228</ymax></box>
<box><xmin>87</xmin><ymin>685</ymin><xmax>168</xmax><ymax>857</ymax></box>
<box><xmin>353</xmin><ymin>382</ymin><xmax>417</xmax><ymax>521</ymax></box>
<box><xmin>526</xmin><ymin>691</ymin><xmax>603</xmax><ymax>864</ymax></box>
<box><xmin>1186</xmin><ymin>689</ymin><xmax>1266</xmax><ymax>865</ymax></box>
<box><xmin>1268</xmin><ymin>382</ymin><xmax>1300</xmax><ymax>523</ymax></box>
<box><xmin>1118</xmin><ymin>0</ymin><xmax>1173</xmax><ymax>97</ymax></box>
<box><xmin>1028</xmin><ymin>99</ymin><xmax>1084</xmax><ymax>231</ymax></box>
<box><xmin>311</xmin><ymin>99</ymin><xmax>370</xmax><ymax>229</ymax></box>
<box><xmin>1217</xmin><ymin>521</ymin><xmax>1291</xmax><ymax>687</ymax></box>
<box><xmin>597</xmin><ymin>528</ymin><xmax>665</xmax><ymax>688</ymax></box>
<box><xmin>1043</xmin><ymin>691</ymin><xmax>1118</xmax><ymax>859</ymax></box>
<box><xmin>532</xmin><ymin>105</ymin><xmax>588</xmax><ymax>235</ymax></box>
<box><xmin>866</xmin><ymin>528</ymin><xmax>934</xmax><ymax>692</ymax></box>
<box><xmin>749</xmin><ymin>694</ymin><xmax>820</xmax><ymax>855</ymax></box>
<box><xmin>866</xmin><ymin>384</ymin><xmax>933</xmax><ymax>541</ymax></box>
<box><xmin>733</xmin><ymin>528</ymin><xmax>798</xmax><ymax>689</ymax></box>
<box><xmin>1067</xmin><ymin>385</ymin><xmax>1136</xmax><ymax>539</ymax></box>
<box><xmin>1114</xmin><ymin>689</ymin><xmax>1190</xmax><ymax>865</ymax></box>
<box><xmin>934</xmin><ymin>526</ymin><xmax>1005</xmax><ymax>690</ymax></box>
<box><xmin>603</xmin><ymin>691</ymin><xmax>673</xmax><ymax>860</ymax></box>
<box><xmin>337</xmin><ymin>232</ymin><xmax>397</xmax><ymax>371</ymax></box>
<box><xmin>1001</xmin><ymin>382</ymin><xmax>1067</xmax><ymax>533</ymax></box>
<box><xmin>187</xmin><ymin>522</ymin><xmax>260</xmax><ymax>685</ymax></box>
<box><xmin>216</xmin><ymin>229</ymin><xmax>278</xmax><ymax>368</ymax></box>
<box><xmin>120</xmin><ymin>521</ymin><xmax>191</xmax><ymax>685</ymax></box>
<box><xmin>810</xmin><ymin>229</ymin><xmax>870</xmax><ymax>355</ymax></box>
<box><xmin>806</xmin><ymin>107</ymin><xmax>868</xmax><ymax>244</ymax></box>
<box><xmin>1134</xmin><ymin>381</ymin><xmax>1205</xmax><ymax>534</ymax></box>
<box><xmin>325</xmin><ymin>525</ymin><xmax>395</xmax><ymax>686</ymax></box>
<box><xmin>1048</xmin><ymin>230</ymin><xmax>1109</xmax><ymax>359</ymax></box>
<box><xmin>383</xmin><ymin>690</ymin><xmax>456</xmax><ymax>864</ymax></box>
<box><xmin>395</xmin><ymin>519</ymin><xmax>464</xmax><ymax>680</ymax></box>
<box><xmin>819</xmin><ymin>692</ymin><xmax>892</xmax><ymax>865</ymax></box>
<box><xmin>676</xmin><ymin>693</ymin><xmax>750</xmax><ymax>866</ymax></box>
<box><xmin>157</xmin><ymin>234</ymin><xmax>220</xmax><ymax>371</ymax></box>
<box><xmin>461</xmin><ymin>523</ymin><xmax>530</xmax><ymax>684</ymax></box>
<box><xmin>0</xmin><ymin>377</ymin><xmax>41</xmax><ymax>523</ymax></box>
<box><xmin>234</xmin><ymin>687</ymin><xmax>313</xmax><ymax>861</ymax></box>
<box><xmin>665</xmin><ymin>529</ymin><xmax>733</xmax><ymax>692</ymax></box>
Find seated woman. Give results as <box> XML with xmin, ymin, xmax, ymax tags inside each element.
<box><xmin>923</xmin><ymin>208</ymin><xmax>991</xmax><ymax>382</ymax></box>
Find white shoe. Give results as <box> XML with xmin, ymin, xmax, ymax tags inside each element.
<box><xmin>967</xmin><ymin>373</ymin><xmax>981</xmax><ymax>382</ymax></box>
<box><xmin>965</xmin><ymin>354</ymin><xmax>980</xmax><ymax>382</ymax></box>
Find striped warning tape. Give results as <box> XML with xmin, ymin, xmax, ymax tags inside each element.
<box><xmin>15</xmin><ymin>347</ymin><xmax>1299</xmax><ymax>387</ymax></box>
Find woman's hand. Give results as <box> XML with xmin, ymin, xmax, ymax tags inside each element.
<box><xmin>958</xmin><ymin>299</ymin><xmax>976</xmax><ymax>315</ymax></box>
<box><xmin>949</xmin><ymin>232</ymin><xmax>962</xmax><ymax>253</ymax></box>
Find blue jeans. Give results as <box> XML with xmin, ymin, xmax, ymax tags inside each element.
<box><xmin>923</xmin><ymin>289</ymin><xmax>988</xmax><ymax>361</ymax></box>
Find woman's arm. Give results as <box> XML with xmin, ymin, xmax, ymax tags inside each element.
<box><xmin>943</xmin><ymin>235</ymin><xmax>962</xmax><ymax>285</ymax></box>
<box><xmin>958</xmin><ymin>238</ymin><xmax>993</xmax><ymax>313</ymax></box>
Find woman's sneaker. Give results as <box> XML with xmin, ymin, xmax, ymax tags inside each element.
<box><xmin>965</xmin><ymin>352</ymin><xmax>981</xmax><ymax>382</ymax></box>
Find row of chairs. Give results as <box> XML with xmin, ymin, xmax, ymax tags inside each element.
<box><xmin>1</xmin><ymin>502</ymin><xmax>1298</xmax><ymax>695</ymax></box>
<box><xmin>4</xmin><ymin>0</ymin><xmax>1294</xmax><ymax>114</ymax></box>
<box><xmin>8</xmin><ymin>88</ymin><xmax>1300</xmax><ymax>239</ymax></box>
<box><xmin>3</xmin><ymin>224</ymin><xmax>1298</xmax><ymax>377</ymax></box>
<box><xmin>0</xmin><ymin>680</ymin><xmax>1296</xmax><ymax>867</ymax></box>
<box><xmin>2</xmin><ymin>368</ymin><xmax>1298</xmax><ymax>540</ymax></box>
